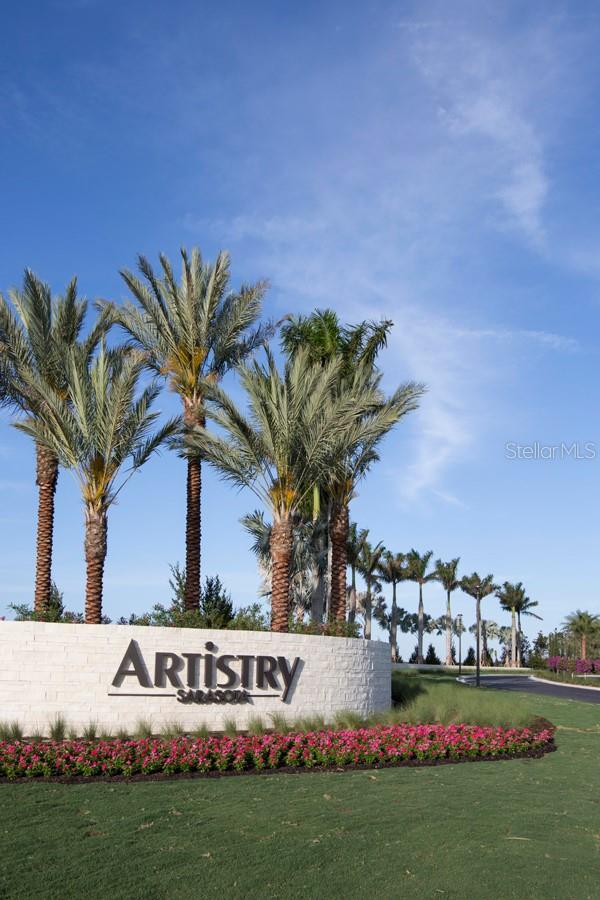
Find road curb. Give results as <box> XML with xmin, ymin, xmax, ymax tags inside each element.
<box><xmin>529</xmin><ymin>675</ymin><xmax>600</xmax><ymax>693</ymax></box>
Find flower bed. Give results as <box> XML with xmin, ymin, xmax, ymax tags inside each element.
<box><xmin>547</xmin><ymin>656</ymin><xmax>600</xmax><ymax>674</ymax></box>
<box><xmin>0</xmin><ymin>723</ymin><xmax>555</xmax><ymax>780</ymax></box>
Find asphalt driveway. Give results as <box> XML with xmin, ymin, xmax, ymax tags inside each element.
<box><xmin>460</xmin><ymin>674</ymin><xmax>600</xmax><ymax>704</ymax></box>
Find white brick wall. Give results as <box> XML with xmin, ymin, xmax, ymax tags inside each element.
<box><xmin>0</xmin><ymin>621</ymin><xmax>391</xmax><ymax>735</ymax></box>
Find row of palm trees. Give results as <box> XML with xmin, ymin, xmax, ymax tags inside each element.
<box><xmin>0</xmin><ymin>252</ymin><xmax>270</xmax><ymax>622</ymax></box>
<box><xmin>346</xmin><ymin>533</ymin><xmax>541</xmax><ymax>665</ymax></box>
<box><xmin>0</xmin><ymin>250</ymin><xmax>424</xmax><ymax>627</ymax></box>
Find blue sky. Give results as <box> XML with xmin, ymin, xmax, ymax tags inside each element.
<box><xmin>1</xmin><ymin>0</ymin><xmax>600</xmax><ymax>657</ymax></box>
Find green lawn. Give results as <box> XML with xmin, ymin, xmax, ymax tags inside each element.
<box><xmin>2</xmin><ymin>680</ymin><xmax>600</xmax><ymax>900</ymax></box>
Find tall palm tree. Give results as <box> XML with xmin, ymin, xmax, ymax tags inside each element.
<box><xmin>14</xmin><ymin>345</ymin><xmax>177</xmax><ymax>622</ymax></box>
<box><xmin>514</xmin><ymin>593</ymin><xmax>542</xmax><ymax>666</ymax></box>
<box><xmin>468</xmin><ymin>619</ymin><xmax>498</xmax><ymax>666</ymax></box>
<box><xmin>346</xmin><ymin>523</ymin><xmax>369</xmax><ymax>624</ymax></box>
<box><xmin>100</xmin><ymin>248</ymin><xmax>269</xmax><ymax>612</ymax></box>
<box><xmin>281</xmin><ymin>309</ymin><xmax>424</xmax><ymax>622</ymax></box>
<box><xmin>327</xmin><ymin>375</ymin><xmax>423</xmax><ymax>622</ymax></box>
<box><xmin>497</xmin><ymin>582</ymin><xmax>526</xmax><ymax>667</ymax></box>
<box><xmin>241</xmin><ymin>510</ymin><xmax>328</xmax><ymax>622</ymax></box>
<box><xmin>485</xmin><ymin>621</ymin><xmax>502</xmax><ymax>666</ymax></box>
<box><xmin>185</xmin><ymin>349</ymin><xmax>376</xmax><ymax>631</ymax></box>
<box><xmin>357</xmin><ymin>540</ymin><xmax>385</xmax><ymax>639</ymax></box>
<box><xmin>460</xmin><ymin>573</ymin><xmax>497</xmax><ymax>686</ymax></box>
<box><xmin>563</xmin><ymin>610</ymin><xmax>600</xmax><ymax>659</ymax></box>
<box><xmin>281</xmin><ymin>309</ymin><xmax>393</xmax><ymax>377</ymax></box>
<box><xmin>406</xmin><ymin>550</ymin><xmax>435</xmax><ymax>663</ymax></box>
<box><xmin>378</xmin><ymin>551</ymin><xmax>407</xmax><ymax>661</ymax></box>
<box><xmin>434</xmin><ymin>557</ymin><xmax>461</xmax><ymax>666</ymax></box>
<box><xmin>0</xmin><ymin>271</ymin><xmax>110</xmax><ymax>613</ymax></box>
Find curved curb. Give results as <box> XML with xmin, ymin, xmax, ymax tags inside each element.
<box><xmin>529</xmin><ymin>675</ymin><xmax>600</xmax><ymax>693</ymax></box>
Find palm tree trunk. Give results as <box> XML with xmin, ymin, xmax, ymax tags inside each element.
<box><xmin>348</xmin><ymin>565</ymin><xmax>357</xmax><ymax>624</ymax></box>
<box><xmin>270</xmin><ymin>516</ymin><xmax>293</xmax><ymax>632</ymax></box>
<box><xmin>445</xmin><ymin>590</ymin><xmax>452</xmax><ymax>666</ymax></box>
<box><xmin>324</xmin><ymin>523</ymin><xmax>332</xmax><ymax>621</ymax></box>
<box><xmin>184</xmin><ymin>455</ymin><xmax>202</xmax><ymax>611</ymax></box>
<box><xmin>511</xmin><ymin>607</ymin><xmax>517</xmax><ymax>667</ymax></box>
<box><xmin>516</xmin><ymin>610</ymin><xmax>522</xmax><ymax>666</ymax></box>
<box><xmin>34</xmin><ymin>443</ymin><xmax>59</xmax><ymax>615</ymax></box>
<box><xmin>364</xmin><ymin>587</ymin><xmax>372</xmax><ymax>640</ymax></box>
<box><xmin>582</xmin><ymin>634</ymin><xmax>587</xmax><ymax>659</ymax></box>
<box><xmin>390</xmin><ymin>582</ymin><xmax>398</xmax><ymax>661</ymax></box>
<box><xmin>329</xmin><ymin>502</ymin><xmax>348</xmax><ymax>622</ymax></box>
<box><xmin>417</xmin><ymin>583</ymin><xmax>425</xmax><ymax>663</ymax></box>
<box><xmin>482</xmin><ymin>622</ymin><xmax>489</xmax><ymax>666</ymax></box>
<box><xmin>84</xmin><ymin>506</ymin><xmax>108</xmax><ymax>624</ymax></box>
<box><xmin>310</xmin><ymin>562</ymin><xmax>325</xmax><ymax>623</ymax></box>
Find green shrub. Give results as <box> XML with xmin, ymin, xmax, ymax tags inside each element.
<box><xmin>160</xmin><ymin>721</ymin><xmax>184</xmax><ymax>738</ymax></box>
<box><xmin>223</xmin><ymin>718</ymin><xmax>238</xmax><ymax>738</ymax></box>
<box><xmin>0</xmin><ymin>721</ymin><xmax>24</xmax><ymax>740</ymax></box>
<box><xmin>333</xmin><ymin>710</ymin><xmax>364</xmax><ymax>730</ymax></box>
<box><xmin>48</xmin><ymin>715</ymin><xmax>67</xmax><ymax>741</ymax></box>
<box><xmin>134</xmin><ymin>718</ymin><xmax>153</xmax><ymax>738</ymax></box>
<box><xmin>269</xmin><ymin>712</ymin><xmax>289</xmax><ymax>733</ymax></box>
<box><xmin>227</xmin><ymin>603</ymin><xmax>270</xmax><ymax>631</ymax></box>
<box><xmin>425</xmin><ymin>644</ymin><xmax>441</xmax><ymax>665</ymax></box>
<box><xmin>293</xmin><ymin>715</ymin><xmax>326</xmax><ymax>733</ymax></box>
<box><xmin>463</xmin><ymin>648</ymin><xmax>476</xmax><ymax>666</ymax></box>
<box><xmin>82</xmin><ymin>722</ymin><xmax>98</xmax><ymax>741</ymax></box>
<box><xmin>121</xmin><ymin>568</ymin><xmax>235</xmax><ymax>629</ymax></box>
<box><xmin>247</xmin><ymin>716</ymin><xmax>267</xmax><ymax>736</ymax></box>
<box><xmin>10</xmin><ymin>583</ymin><xmax>84</xmax><ymax>623</ymax></box>
<box><xmin>289</xmin><ymin>620</ymin><xmax>360</xmax><ymax>638</ymax></box>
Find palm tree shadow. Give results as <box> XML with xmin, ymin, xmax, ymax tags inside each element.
<box><xmin>391</xmin><ymin>674</ymin><xmax>426</xmax><ymax>706</ymax></box>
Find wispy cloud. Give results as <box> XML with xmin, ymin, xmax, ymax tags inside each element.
<box><xmin>410</xmin><ymin>24</ymin><xmax>553</xmax><ymax>245</ymax></box>
<box><xmin>178</xmin><ymin>7</ymin><xmax>580</xmax><ymax>506</ymax></box>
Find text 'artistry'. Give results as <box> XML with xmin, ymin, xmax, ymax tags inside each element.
<box><xmin>111</xmin><ymin>640</ymin><xmax>302</xmax><ymax>703</ymax></box>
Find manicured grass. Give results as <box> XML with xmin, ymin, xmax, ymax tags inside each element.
<box><xmin>1</xmin><ymin>679</ymin><xmax>599</xmax><ymax>899</ymax></box>
<box><xmin>533</xmin><ymin>669</ymin><xmax>600</xmax><ymax>689</ymax></box>
<box><xmin>392</xmin><ymin>671</ymin><xmax>536</xmax><ymax>727</ymax></box>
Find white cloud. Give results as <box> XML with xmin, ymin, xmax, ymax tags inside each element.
<box><xmin>412</xmin><ymin>29</ymin><xmax>551</xmax><ymax>244</ymax></box>
<box><xmin>179</xmin><ymin>8</ymin><xmax>579</xmax><ymax>507</ymax></box>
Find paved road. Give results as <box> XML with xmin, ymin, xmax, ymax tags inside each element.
<box><xmin>460</xmin><ymin>674</ymin><xmax>600</xmax><ymax>704</ymax></box>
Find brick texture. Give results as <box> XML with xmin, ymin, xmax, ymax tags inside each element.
<box><xmin>0</xmin><ymin>622</ymin><xmax>391</xmax><ymax>734</ymax></box>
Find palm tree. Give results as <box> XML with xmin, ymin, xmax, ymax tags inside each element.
<box><xmin>498</xmin><ymin>625</ymin><xmax>514</xmax><ymax>667</ymax></box>
<box><xmin>357</xmin><ymin>540</ymin><xmax>385</xmax><ymax>639</ymax></box>
<box><xmin>346</xmin><ymin>523</ymin><xmax>369</xmax><ymax>624</ymax></box>
<box><xmin>185</xmin><ymin>349</ymin><xmax>375</xmax><ymax>631</ymax></box>
<box><xmin>281</xmin><ymin>309</ymin><xmax>425</xmax><ymax>622</ymax></box>
<box><xmin>14</xmin><ymin>345</ymin><xmax>177</xmax><ymax>622</ymax></box>
<box><xmin>406</xmin><ymin>550</ymin><xmax>435</xmax><ymax>663</ymax></box>
<box><xmin>514</xmin><ymin>594</ymin><xmax>542</xmax><ymax>666</ymax></box>
<box><xmin>468</xmin><ymin>619</ymin><xmax>498</xmax><ymax>666</ymax></box>
<box><xmin>563</xmin><ymin>610</ymin><xmax>600</xmax><ymax>659</ymax></box>
<box><xmin>0</xmin><ymin>271</ymin><xmax>110</xmax><ymax>614</ymax></box>
<box><xmin>241</xmin><ymin>510</ymin><xmax>328</xmax><ymax>622</ymax></box>
<box><xmin>280</xmin><ymin>309</ymin><xmax>393</xmax><ymax>377</ymax></box>
<box><xmin>484</xmin><ymin>620</ymin><xmax>502</xmax><ymax>666</ymax></box>
<box><xmin>327</xmin><ymin>376</ymin><xmax>423</xmax><ymax>622</ymax></box>
<box><xmin>378</xmin><ymin>552</ymin><xmax>407</xmax><ymax>661</ymax></box>
<box><xmin>101</xmin><ymin>248</ymin><xmax>269</xmax><ymax>611</ymax></box>
<box><xmin>497</xmin><ymin>582</ymin><xmax>526</xmax><ymax>667</ymax></box>
<box><xmin>460</xmin><ymin>573</ymin><xmax>497</xmax><ymax>686</ymax></box>
<box><xmin>434</xmin><ymin>557</ymin><xmax>460</xmax><ymax>666</ymax></box>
